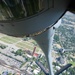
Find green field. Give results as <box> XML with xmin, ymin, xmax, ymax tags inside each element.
<box><xmin>0</xmin><ymin>36</ymin><xmax>20</xmax><ymax>44</ymax></box>
<box><xmin>0</xmin><ymin>34</ymin><xmax>41</xmax><ymax>52</ymax></box>
<box><xmin>69</xmin><ymin>61</ymin><xmax>75</xmax><ymax>67</ymax></box>
<box><xmin>16</xmin><ymin>42</ymin><xmax>34</xmax><ymax>50</ymax></box>
<box><xmin>16</xmin><ymin>41</ymin><xmax>41</xmax><ymax>52</ymax></box>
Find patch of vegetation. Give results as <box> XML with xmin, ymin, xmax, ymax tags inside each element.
<box><xmin>69</xmin><ymin>61</ymin><xmax>75</xmax><ymax>67</ymax></box>
<box><xmin>12</xmin><ymin>49</ymin><xmax>24</xmax><ymax>56</ymax></box>
<box><xmin>0</xmin><ymin>43</ymin><xmax>7</xmax><ymax>49</ymax></box>
<box><xmin>0</xmin><ymin>36</ymin><xmax>20</xmax><ymax>44</ymax></box>
<box><xmin>20</xmin><ymin>62</ymin><xmax>26</xmax><ymax>68</ymax></box>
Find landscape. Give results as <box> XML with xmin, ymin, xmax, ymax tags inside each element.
<box><xmin>0</xmin><ymin>11</ymin><xmax>75</xmax><ymax>75</ymax></box>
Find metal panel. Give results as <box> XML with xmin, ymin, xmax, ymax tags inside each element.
<box><xmin>48</xmin><ymin>0</ymin><xmax>54</xmax><ymax>8</ymax></box>
<box><xmin>0</xmin><ymin>0</ymin><xmax>48</xmax><ymax>21</ymax></box>
<box><xmin>0</xmin><ymin>0</ymin><xmax>70</xmax><ymax>37</ymax></box>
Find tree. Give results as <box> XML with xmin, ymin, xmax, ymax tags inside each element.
<box><xmin>15</xmin><ymin>49</ymin><xmax>23</xmax><ymax>56</ymax></box>
<box><xmin>54</xmin><ymin>34</ymin><xmax>59</xmax><ymax>42</ymax></box>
